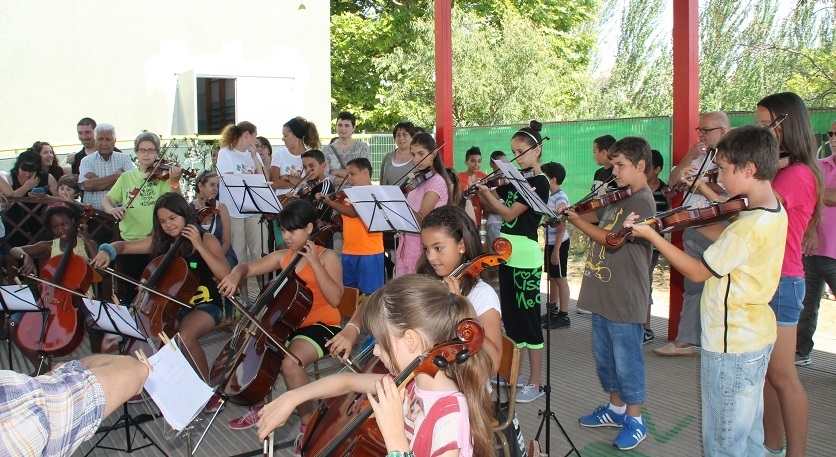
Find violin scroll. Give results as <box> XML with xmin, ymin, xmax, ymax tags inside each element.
<box><xmin>491</xmin><ymin>237</ymin><xmax>512</xmax><ymax>258</ymax></box>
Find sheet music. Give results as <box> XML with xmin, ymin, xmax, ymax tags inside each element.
<box><xmin>344</xmin><ymin>185</ymin><xmax>420</xmax><ymax>233</ymax></box>
<box><xmin>81</xmin><ymin>298</ymin><xmax>146</xmax><ymax>341</ymax></box>
<box><xmin>0</xmin><ymin>285</ymin><xmax>40</xmax><ymax>312</ymax></box>
<box><xmin>143</xmin><ymin>338</ymin><xmax>214</xmax><ymax>431</ymax></box>
<box><xmin>493</xmin><ymin>160</ymin><xmax>555</xmax><ymax>217</ymax></box>
<box><xmin>221</xmin><ymin>174</ymin><xmax>283</xmax><ymax>214</ymax></box>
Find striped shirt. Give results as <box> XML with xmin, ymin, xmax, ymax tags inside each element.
<box><xmin>0</xmin><ymin>360</ymin><xmax>106</xmax><ymax>456</ymax></box>
<box><xmin>78</xmin><ymin>151</ymin><xmax>135</xmax><ymax>210</ymax></box>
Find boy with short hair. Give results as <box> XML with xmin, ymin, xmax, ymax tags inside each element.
<box><xmin>643</xmin><ymin>149</ymin><xmax>670</xmax><ymax>343</ymax></box>
<box><xmin>564</xmin><ymin>137</ymin><xmax>655</xmax><ymax>451</ymax></box>
<box><xmin>628</xmin><ymin>125</ymin><xmax>786</xmax><ymax>456</ymax></box>
<box><xmin>57</xmin><ymin>174</ymin><xmax>81</xmax><ymax>202</ymax></box>
<box><xmin>318</xmin><ymin>158</ymin><xmax>384</xmax><ymax>359</ymax></box>
<box><xmin>300</xmin><ymin>149</ymin><xmax>334</xmax><ymax>247</ymax></box>
<box><xmin>540</xmin><ymin>162</ymin><xmax>571</xmax><ymax>329</ymax></box>
<box><xmin>459</xmin><ymin>146</ymin><xmax>487</xmax><ymax>224</ymax></box>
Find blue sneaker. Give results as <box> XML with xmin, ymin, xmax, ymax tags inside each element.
<box><xmin>578</xmin><ymin>404</ymin><xmax>625</xmax><ymax>428</ymax></box>
<box><xmin>612</xmin><ymin>416</ymin><xmax>646</xmax><ymax>450</ymax></box>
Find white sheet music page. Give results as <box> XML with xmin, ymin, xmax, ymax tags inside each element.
<box><xmin>0</xmin><ymin>285</ymin><xmax>39</xmax><ymax>312</ymax></box>
<box><xmin>143</xmin><ymin>339</ymin><xmax>213</xmax><ymax>431</ymax></box>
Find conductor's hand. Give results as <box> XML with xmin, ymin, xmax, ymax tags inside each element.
<box><xmin>325</xmin><ymin>327</ymin><xmax>358</xmax><ymax>362</ymax></box>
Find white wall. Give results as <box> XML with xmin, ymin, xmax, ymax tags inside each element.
<box><xmin>0</xmin><ymin>0</ymin><xmax>330</xmax><ymax>153</ymax></box>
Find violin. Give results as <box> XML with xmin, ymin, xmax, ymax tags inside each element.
<box><xmin>301</xmin><ymin>318</ymin><xmax>485</xmax><ymax>457</ymax></box>
<box><xmin>461</xmin><ymin>167</ymin><xmax>533</xmax><ymax>198</ymax></box>
<box><xmin>451</xmin><ymin>237</ymin><xmax>512</xmax><ymax>279</ymax></box>
<box><xmin>15</xmin><ymin>205</ymin><xmax>95</xmax><ymax>357</ymax></box>
<box><xmin>605</xmin><ymin>196</ymin><xmax>747</xmax><ymax>247</ymax></box>
<box><xmin>662</xmin><ymin>168</ymin><xmax>719</xmax><ymax>198</ymax></box>
<box><xmin>400</xmin><ymin>167</ymin><xmax>435</xmax><ymax>194</ymax></box>
<box><xmin>209</xmin><ymin>226</ymin><xmax>333</xmax><ymax>405</ymax></box>
<box><xmin>147</xmin><ymin>159</ymin><xmax>197</xmax><ymax>182</ymax></box>
<box><xmin>544</xmin><ymin>187</ymin><xmax>633</xmax><ymax>227</ymax></box>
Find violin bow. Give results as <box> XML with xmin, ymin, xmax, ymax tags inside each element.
<box><xmin>680</xmin><ymin>148</ymin><xmax>717</xmax><ymax>207</ymax></box>
<box><xmin>392</xmin><ymin>141</ymin><xmax>446</xmax><ymax>187</ymax></box>
<box><xmin>97</xmin><ymin>267</ymin><xmax>194</xmax><ymax>309</ymax></box>
<box><xmin>18</xmin><ymin>275</ymin><xmax>94</xmax><ymax>301</ymax></box>
<box><xmin>222</xmin><ymin>292</ymin><xmax>304</xmax><ymax>367</ymax></box>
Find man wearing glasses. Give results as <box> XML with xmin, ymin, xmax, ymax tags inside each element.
<box><xmin>653</xmin><ymin>111</ymin><xmax>730</xmax><ymax>357</ymax></box>
<box><xmin>796</xmin><ymin>120</ymin><xmax>836</xmax><ymax>366</ymax></box>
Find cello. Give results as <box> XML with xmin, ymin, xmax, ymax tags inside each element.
<box><xmin>300</xmin><ymin>318</ymin><xmax>485</xmax><ymax>457</ymax></box>
<box><xmin>100</xmin><ymin>203</ymin><xmax>217</xmax><ymax>355</ymax></box>
<box><xmin>209</xmin><ymin>226</ymin><xmax>332</xmax><ymax>406</ymax></box>
<box><xmin>15</xmin><ymin>204</ymin><xmax>95</xmax><ymax>357</ymax></box>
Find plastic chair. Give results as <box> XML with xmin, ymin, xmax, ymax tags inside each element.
<box><xmin>493</xmin><ymin>334</ymin><xmax>521</xmax><ymax>457</ymax></box>
<box><xmin>308</xmin><ymin>287</ymin><xmax>361</xmax><ymax>379</ymax></box>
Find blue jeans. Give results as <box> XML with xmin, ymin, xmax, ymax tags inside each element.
<box><xmin>591</xmin><ymin>314</ymin><xmax>646</xmax><ymax>405</ymax></box>
<box><xmin>797</xmin><ymin>255</ymin><xmax>836</xmax><ymax>356</ymax></box>
<box><xmin>701</xmin><ymin>344</ymin><xmax>772</xmax><ymax>457</ymax></box>
<box><xmin>768</xmin><ymin>276</ymin><xmax>804</xmax><ymax>326</ymax></box>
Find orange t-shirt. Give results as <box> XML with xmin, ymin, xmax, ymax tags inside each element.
<box><xmin>281</xmin><ymin>247</ymin><xmax>341</xmax><ymax>328</ymax></box>
<box><xmin>459</xmin><ymin>171</ymin><xmax>487</xmax><ymax>223</ymax></box>
<box><xmin>341</xmin><ymin>201</ymin><xmax>383</xmax><ymax>255</ymax></box>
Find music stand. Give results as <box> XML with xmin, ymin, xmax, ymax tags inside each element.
<box><xmin>0</xmin><ymin>284</ymin><xmax>45</xmax><ymax>371</ymax></box>
<box><xmin>220</xmin><ymin>174</ymin><xmax>283</xmax><ymax>214</ymax></box>
<box><xmin>492</xmin><ymin>160</ymin><xmax>580</xmax><ymax>456</ymax></box>
<box><xmin>82</xmin><ymin>297</ymin><xmax>168</xmax><ymax>456</ymax></box>
<box><xmin>342</xmin><ymin>185</ymin><xmax>420</xmax><ymax>234</ymax></box>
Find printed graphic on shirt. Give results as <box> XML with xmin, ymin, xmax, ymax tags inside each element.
<box><xmin>583</xmin><ymin>206</ymin><xmax>624</xmax><ymax>283</ymax></box>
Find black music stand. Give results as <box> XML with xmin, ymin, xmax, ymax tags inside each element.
<box><xmin>492</xmin><ymin>161</ymin><xmax>580</xmax><ymax>456</ymax></box>
<box><xmin>0</xmin><ymin>284</ymin><xmax>46</xmax><ymax>372</ymax></box>
<box><xmin>220</xmin><ymin>174</ymin><xmax>283</xmax><ymax>215</ymax></box>
<box><xmin>82</xmin><ymin>297</ymin><xmax>168</xmax><ymax>456</ymax></box>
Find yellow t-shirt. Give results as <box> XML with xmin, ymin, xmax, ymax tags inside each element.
<box><xmin>700</xmin><ymin>204</ymin><xmax>787</xmax><ymax>353</ymax></box>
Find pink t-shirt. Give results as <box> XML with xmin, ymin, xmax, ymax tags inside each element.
<box><xmin>402</xmin><ymin>381</ymin><xmax>472</xmax><ymax>457</ymax></box>
<box><xmin>772</xmin><ymin>163</ymin><xmax>817</xmax><ymax>277</ymax></box>
<box><xmin>814</xmin><ymin>156</ymin><xmax>836</xmax><ymax>260</ymax></box>
<box><xmin>395</xmin><ymin>173</ymin><xmax>448</xmax><ymax>276</ymax></box>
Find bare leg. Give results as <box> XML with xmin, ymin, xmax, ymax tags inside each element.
<box><xmin>177</xmin><ymin>310</ymin><xmax>216</xmax><ymax>380</ymax></box>
<box><xmin>280</xmin><ymin>338</ymin><xmax>321</xmax><ymax>426</ymax></box>
<box><xmin>527</xmin><ymin>347</ymin><xmax>543</xmax><ymax>389</ymax></box>
<box><xmin>764</xmin><ymin>326</ymin><xmax>808</xmax><ymax>457</ymax></box>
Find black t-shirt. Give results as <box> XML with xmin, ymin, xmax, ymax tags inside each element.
<box><xmin>496</xmin><ymin>173</ymin><xmax>550</xmax><ymax>242</ymax></box>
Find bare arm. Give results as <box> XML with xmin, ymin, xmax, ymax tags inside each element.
<box><xmin>477</xmin><ymin>186</ymin><xmax>528</xmax><ymax>222</ymax></box>
<box><xmin>628</xmin><ymin>220</ymin><xmax>713</xmax><ymax>283</ymax></box>
<box><xmin>218</xmin><ymin>204</ymin><xmax>233</xmax><ymax>254</ymax></box>
<box><xmin>80</xmin><ymin>354</ymin><xmax>150</xmax><ymax>417</ymax></box>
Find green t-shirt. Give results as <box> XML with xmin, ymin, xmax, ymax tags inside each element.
<box><xmin>106</xmin><ymin>169</ymin><xmax>173</xmax><ymax>241</ymax></box>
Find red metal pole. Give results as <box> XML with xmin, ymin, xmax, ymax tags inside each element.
<box><xmin>434</xmin><ymin>0</ymin><xmax>454</xmax><ymax>166</ymax></box>
<box><xmin>668</xmin><ymin>0</ymin><xmax>700</xmax><ymax>341</ymax></box>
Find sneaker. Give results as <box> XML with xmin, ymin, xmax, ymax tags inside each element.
<box><xmin>293</xmin><ymin>429</ymin><xmax>305</xmax><ymax>456</ymax></box>
<box><xmin>540</xmin><ymin>303</ymin><xmax>558</xmax><ymax>321</ymax></box>
<box><xmin>204</xmin><ymin>393</ymin><xmax>223</xmax><ymax>414</ymax></box>
<box><xmin>229</xmin><ymin>405</ymin><xmax>262</xmax><ymax>431</ymax></box>
<box><xmin>643</xmin><ymin>329</ymin><xmax>655</xmax><ymax>345</ymax></box>
<box><xmin>490</xmin><ymin>375</ymin><xmax>524</xmax><ymax>388</ymax></box>
<box><xmin>795</xmin><ymin>354</ymin><xmax>811</xmax><ymax>367</ymax></box>
<box><xmin>544</xmin><ymin>314</ymin><xmax>570</xmax><ymax>329</ymax></box>
<box><xmin>515</xmin><ymin>384</ymin><xmax>544</xmax><ymax>403</ymax></box>
<box><xmin>576</xmin><ymin>307</ymin><xmax>592</xmax><ymax>315</ymax></box>
<box><xmin>612</xmin><ymin>416</ymin><xmax>647</xmax><ymax>450</ymax></box>
<box><xmin>578</xmin><ymin>404</ymin><xmax>625</xmax><ymax>428</ymax></box>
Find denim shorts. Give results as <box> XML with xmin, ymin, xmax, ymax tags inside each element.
<box><xmin>591</xmin><ymin>313</ymin><xmax>646</xmax><ymax>405</ymax></box>
<box><xmin>177</xmin><ymin>303</ymin><xmax>222</xmax><ymax>326</ymax></box>
<box><xmin>768</xmin><ymin>276</ymin><xmax>805</xmax><ymax>326</ymax></box>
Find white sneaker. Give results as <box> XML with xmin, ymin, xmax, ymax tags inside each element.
<box><xmin>515</xmin><ymin>384</ymin><xmax>544</xmax><ymax>403</ymax></box>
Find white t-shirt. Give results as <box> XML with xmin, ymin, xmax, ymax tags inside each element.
<box><xmin>270</xmin><ymin>148</ymin><xmax>304</xmax><ymax>196</ymax></box>
<box><xmin>467</xmin><ymin>279</ymin><xmax>501</xmax><ymax>318</ymax></box>
<box><xmin>216</xmin><ymin>147</ymin><xmax>258</xmax><ymax>218</ymax></box>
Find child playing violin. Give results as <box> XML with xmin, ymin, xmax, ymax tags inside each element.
<box><xmin>298</xmin><ymin>149</ymin><xmax>335</xmax><ymax>247</ymax></box>
<box><xmin>256</xmin><ymin>274</ymin><xmax>494</xmax><ymax>457</ymax></box>
<box><xmin>9</xmin><ymin>201</ymin><xmax>98</xmax><ymax>373</ymax></box>
<box><xmin>216</xmin><ymin>199</ymin><xmax>343</xmax><ymax>451</ymax></box>
<box><xmin>475</xmin><ymin>120</ymin><xmax>550</xmax><ymax>404</ymax></box>
<box><xmin>562</xmin><ymin>137</ymin><xmax>655</xmax><ymax>451</ymax></box>
<box><xmin>395</xmin><ymin>133</ymin><xmax>452</xmax><ymax>276</ymax></box>
<box><xmin>626</xmin><ymin>125</ymin><xmax>787</xmax><ymax>456</ymax></box>
<box><xmin>90</xmin><ymin>193</ymin><xmax>230</xmax><ymax>382</ymax></box>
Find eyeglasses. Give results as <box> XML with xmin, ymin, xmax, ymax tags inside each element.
<box><xmin>827</xmin><ymin>131</ymin><xmax>836</xmax><ymax>138</ymax></box>
<box><xmin>136</xmin><ymin>148</ymin><xmax>158</xmax><ymax>154</ymax></box>
<box><xmin>695</xmin><ymin>127</ymin><xmax>723</xmax><ymax>134</ymax></box>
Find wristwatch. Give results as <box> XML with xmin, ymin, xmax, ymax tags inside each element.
<box><xmin>386</xmin><ymin>452</ymin><xmax>415</xmax><ymax>457</ymax></box>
